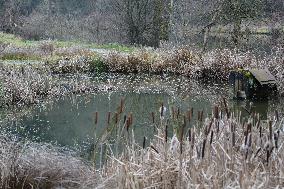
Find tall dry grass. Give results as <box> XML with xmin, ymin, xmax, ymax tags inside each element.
<box><xmin>0</xmin><ymin>135</ymin><xmax>99</xmax><ymax>189</ymax></box>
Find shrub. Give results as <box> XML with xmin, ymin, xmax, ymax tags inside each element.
<box><xmin>89</xmin><ymin>57</ymin><xmax>108</xmax><ymax>73</ymax></box>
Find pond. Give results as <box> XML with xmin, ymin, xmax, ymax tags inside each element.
<box><xmin>1</xmin><ymin>73</ymin><xmax>283</xmax><ymax>155</ymax></box>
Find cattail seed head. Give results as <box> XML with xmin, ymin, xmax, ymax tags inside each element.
<box><xmin>115</xmin><ymin>112</ymin><xmax>118</xmax><ymax>124</ymax></box>
<box><xmin>151</xmin><ymin>112</ymin><xmax>155</xmax><ymax>123</ymax></box>
<box><xmin>107</xmin><ymin>112</ymin><xmax>111</xmax><ymax>125</ymax></box>
<box><xmin>95</xmin><ymin>112</ymin><xmax>98</xmax><ymax>125</ymax></box>
<box><xmin>214</xmin><ymin>106</ymin><xmax>219</xmax><ymax>119</ymax></box>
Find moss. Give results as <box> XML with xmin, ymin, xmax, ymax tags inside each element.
<box><xmin>89</xmin><ymin>57</ymin><xmax>108</xmax><ymax>73</ymax></box>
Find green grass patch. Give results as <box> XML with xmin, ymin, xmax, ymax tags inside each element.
<box><xmin>0</xmin><ymin>53</ymin><xmax>42</xmax><ymax>61</ymax></box>
<box><xmin>93</xmin><ymin>43</ymin><xmax>135</xmax><ymax>52</ymax></box>
<box><xmin>0</xmin><ymin>32</ymin><xmax>37</xmax><ymax>47</ymax></box>
<box><xmin>0</xmin><ymin>32</ymin><xmax>135</xmax><ymax>53</ymax></box>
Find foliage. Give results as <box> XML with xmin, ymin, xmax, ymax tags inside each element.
<box><xmin>219</xmin><ymin>0</ymin><xmax>263</xmax><ymax>23</ymax></box>
<box><xmin>90</xmin><ymin>57</ymin><xmax>108</xmax><ymax>74</ymax></box>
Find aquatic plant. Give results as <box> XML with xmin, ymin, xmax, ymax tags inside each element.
<box><xmin>96</xmin><ymin>100</ymin><xmax>284</xmax><ymax>188</ymax></box>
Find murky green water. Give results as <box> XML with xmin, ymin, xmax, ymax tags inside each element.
<box><xmin>1</xmin><ymin>73</ymin><xmax>283</xmax><ymax>154</ymax></box>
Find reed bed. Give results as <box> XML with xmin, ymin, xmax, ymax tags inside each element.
<box><xmin>96</xmin><ymin>99</ymin><xmax>284</xmax><ymax>188</ymax></box>
<box><xmin>1</xmin><ymin>98</ymin><xmax>284</xmax><ymax>188</ymax></box>
<box><xmin>105</xmin><ymin>46</ymin><xmax>284</xmax><ymax>94</ymax></box>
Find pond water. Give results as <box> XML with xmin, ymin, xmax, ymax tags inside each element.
<box><xmin>1</xmin><ymin>73</ymin><xmax>283</xmax><ymax>155</ymax></box>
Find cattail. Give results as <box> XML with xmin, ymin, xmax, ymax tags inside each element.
<box><xmin>248</xmin><ymin>133</ymin><xmax>252</xmax><ymax>148</ymax></box>
<box><xmin>254</xmin><ymin>148</ymin><xmax>261</xmax><ymax>158</ymax></box>
<box><xmin>95</xmin><ymin>112</ymin><xmax>98</xmax><ymax>125</ymax></box>
<box><xmin>191</xmin><ymin>107</ymin><xmax>193</xmax><ymax>118</ymax></box>
<box><xmin>180</xmin><ymin>118</ymin><xmax>186</xmax><ymax>140</ymax></box>
<box><xmin>187</xmin><ymin>110</ymin><xmax>191</xmax><ymax>122</ymax></box>
<box><xmin>150</xmin><ymin>145</ymin><xmax>159</xmax><ymax>154</ymax></box>
<box><xmin>274</xmin><ymin>132</ymin><xmax>279</xmax><ymax>149</ymax></box>
<box><xmin>171</xmin><ymin>107</ymin><xmax>175</xmax><ymax>119</ymax></box>
<box><xmin>266</xmin><ymin>147</ymin><xmax>274</xmax><ymax>164</ymax></box>
<box><xmin>266</xmin><ymin>149</ymin><xmax>270</xmax><ymax>164</ymax></box>
<box><xmin>223</xmin><ymin>97</ymin><xmax>230</xmax><ymax>118</ymax></box>
<box><xmin>115</xmin><ymin>112</ymin><xmax>118</xmax><ymax>124</ymax></box>
<box><xmin>244</xmin><ymin>130</ymin><xmax>248</xmax><ymax>146</ymax></box>
<box><xmin>245</xmin><ymin>149</ymin><xmax>249</xmax><ymax>160</ymax></box>
<box><xmin>210</xmin><ymin>130</ymin><xmax>214</xmax><ymax>145</ymax></box>
<box><xmin>269</xmin><ymin>120</ymin><xmax>273</xmax><ymax>141</ymax></box>
<box><xmin>188</xmin><ymin>128</ymin><xmax>191</xmax><ymax>142</ymax></box>
<box><xmin>275</xmin><ymin>110</ymin><xmax>279</xmax><ymax>122</ymax></box>
<box><xmin>230</xmin><ymin>123</ymin><xmax>234</xmax><ymax>132</ymax></box>
<box><xmin>151</xmin><ymin>112</ymin><xmax>155</xmax><ymax>123</ymax></box>
<box><xmin>214</xmin><ymin>106</ymin><xmax>219</xmax><ymax>119</ymax></box>
<box><xmin>247</xmin><ymin>123</ymin><xmax>252</xmax><ymax>134</ymax></box>
<box><xmin>200</xmin><ymin>110</ymin><xmax>204</xmax><ymax>122</ymax></box>
<box><xmin>165</xmin><ymin>124</ymin><xmax>168</xmax><ymax>143</ymax></box>
<box><xmin>196</xmin><ymin>146</ymin><xmax>201</xmax><ymax>159</ymax></box>
<box><xmin>160</xmin><ymin>103</ymin><xmax>164</xmax><ymax>117</ymax></box>
<box><xmin>179</xmin><ymin>117</ymin><xmax>186</xmax><ymax>154</ymax></box>
<box><xmin>259</xmin><ymin>125</ymin><xmax>262</xmax><ymax>138</ymax></box>
<box><xmin>126</xmin><ymin>118</ymin><xmax>130</xmax><ymax>132</ymax></box>
<box><xmin>191</xmin><ymin>130</ymin><xmax>195</xmax><ymax>149</ymax></box>
<box><xmin>107</xmin><ymin>112</ymin><xmax>111</xmax><ymax>124</ymax></box>
<box><xmin>119</xmin><ymin>98</ymin><xmax>124</xmax><ymax>113</ymax></box>
<box><xmin>123</xmin><ymin>115</ymin><xmax>127</xmax><ymax>124</ymax></box>
<box><xmin>177</xmin><ymin>107</ymin><xmax>180</xmax><ymax>119</ymax></box>
<box><xmin>143</xmin><ymin>136</ymin><xmax>146</xmax><ymax>149</ymax></box>
<box><xmin>183</xmin><ymin>115</ymin><xmax>187</xmax><ymax>126</ymax></box>
<box><xmin>202</xmin><ymin>139</ymin><xmax>206</xmax><ymax>159</ymax></box>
